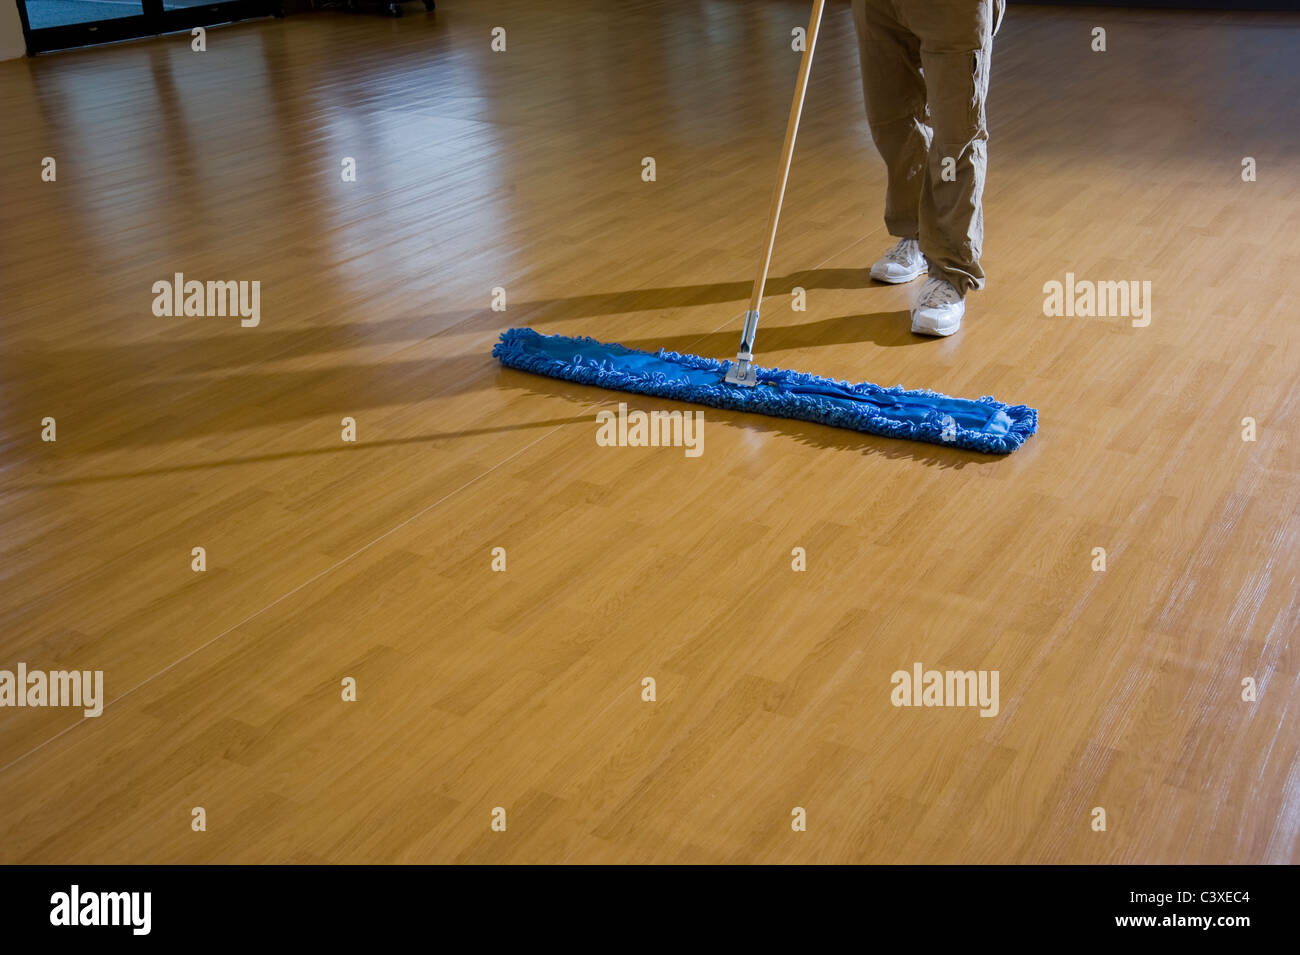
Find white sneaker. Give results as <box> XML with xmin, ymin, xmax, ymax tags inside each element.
<box><xmin>869</xmin><ymin>237</ymin><xmax>927</xmax><ymax>284</ymax></box>
<box><xmin>911</xmin><ymin>276</ymin><xmax>964</xmax><ymax>336</ymax></box>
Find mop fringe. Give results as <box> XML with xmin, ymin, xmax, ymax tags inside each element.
<box><xmin>493</xmin><ymin>327</ymin><xmax>1038</xmax><ymax>454</ymax></box>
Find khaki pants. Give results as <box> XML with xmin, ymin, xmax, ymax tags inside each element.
<box><xmin>851</xmin><ymin>0</ymin><xmax>1004</xmax><ymax>294</ymax></box>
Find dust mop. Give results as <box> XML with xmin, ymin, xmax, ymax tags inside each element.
<box><xmin>493</xmin><ymin>0</ymin><xmax>1038</xmax><ymax>454</ymax></box>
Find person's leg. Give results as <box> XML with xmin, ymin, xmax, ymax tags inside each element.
<box><xmin>850</xmin><ymin>0</ymin><xmax>929</xmax><ymax>243</ymax></box>
<box><xmin>897</xmin><ymin>0</ymin><xmax>997</xmax><ymax>296</ymax></box>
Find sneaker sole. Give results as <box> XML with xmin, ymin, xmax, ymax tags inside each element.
<box><xmin>911</xmin><ymin>316</ymin><xmax>961</xmax><ymax>337</ymax></box>
<box><xmin>870</xmin><ymin>264</ymin><xmax>927</xmax><ymax>284</ymax></box>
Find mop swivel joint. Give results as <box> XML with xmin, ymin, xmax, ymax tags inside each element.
<box><xmin>724</xmin><ymin>309</ymin><xmax>762</xmax><ymax>387</ymax></box>
<box><xmin>724</xmin><ymin>359</ymin><xmax>758</xmax><ymax>387</ymax></box>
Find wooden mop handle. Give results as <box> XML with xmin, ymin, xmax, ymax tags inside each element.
<box><xmin>747</xmin><ymin>0</ymin><xmax>827</xmax><ymax>317</ymax></box>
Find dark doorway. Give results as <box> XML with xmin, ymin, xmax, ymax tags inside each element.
<box><xmin>16</xmin><ymin>0</ymin><xmax>282</xmax><ymax>55</ymax></box>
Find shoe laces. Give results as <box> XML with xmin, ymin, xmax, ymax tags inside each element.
<box><xmin>917</xmin><ymin>276</ymin><xmax>960</xmax><ymax>307</ymax></box>
<box><xmin>884</xmin><ymin>238</ymin><xmax>919</xmax><ymax>264</ymax></box>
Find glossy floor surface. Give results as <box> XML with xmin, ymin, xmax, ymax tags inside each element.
<box><xmin>0</xmin><ymin>1</ymin><xmax>1297</xmax><ymax>862</ymax></box>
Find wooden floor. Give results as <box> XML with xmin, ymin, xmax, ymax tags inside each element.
<box><xmin>1</xmin><ymin>0</ymin><xmax>1297</xmax><ymax>864</ymax></box>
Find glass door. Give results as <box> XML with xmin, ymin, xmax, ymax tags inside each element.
<box><xmin>17</xmin><ymin>0</ymin><xmax>282</xmax><ymax>55</ymax></box>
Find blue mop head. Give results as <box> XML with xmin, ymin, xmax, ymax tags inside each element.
<box><xmin>493</xmin><ymin>327</ymin><xmax>1038</xmax><ymax>454</ymax></box>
